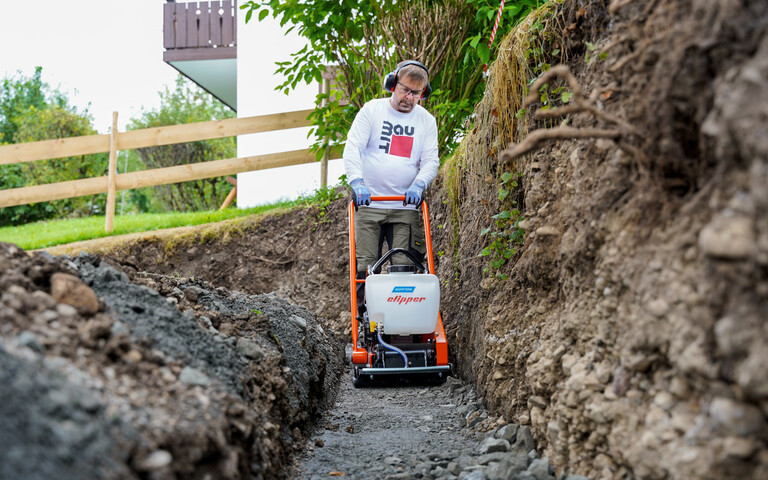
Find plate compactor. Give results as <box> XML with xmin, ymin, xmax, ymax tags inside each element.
<box><xmin>348</xmin><ymin>196</ymin><xmax>451</xmax><ymax>387</ymax></box>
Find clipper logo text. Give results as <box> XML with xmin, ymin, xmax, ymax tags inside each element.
<box><xmin>387</xmin><ymin>295</ymin><xmax>427</xmax><ymax>305</ymax></box>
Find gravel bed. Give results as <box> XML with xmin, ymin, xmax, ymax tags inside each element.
<box><xmin>294</xmin><ymin>368</ymin><xmax>590</xmax><ymax>480</ymax></box>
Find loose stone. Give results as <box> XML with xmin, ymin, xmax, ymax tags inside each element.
<box><xmin>480</xmin><ymin>437</ymin><xmax>510</xmax><ymax>454</ymax></box>
<box><xmin>179</xmin><ymin>366</ymin><xmax>211</xmax><ymax>387</ymax></box>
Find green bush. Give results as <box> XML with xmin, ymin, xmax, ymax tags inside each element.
<box><xmin>0</xmin><ymin>67</ymin><xmax>106</xmax><ymax>226</ymax></box>
<box><xmin>127</xmin><ymin>76</ymin><xmax>236</xmax><ymax>213</ymax></box>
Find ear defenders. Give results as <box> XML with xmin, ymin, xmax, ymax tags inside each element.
<box><xmin>383</xmin><ymin>60</ymin><xmax>432</xmax><ymax>100</ymax></box>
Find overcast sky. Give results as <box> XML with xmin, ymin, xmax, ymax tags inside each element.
<box><xmin>0</xmin><ymin>0</ymin><xmax>180</xmax><ymax>133</ymax></box>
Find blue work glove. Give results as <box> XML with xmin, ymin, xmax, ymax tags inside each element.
<box><xmin>404</xmin><ymin>179</ymin><xmax>426</xmax><ymax>207</ymax></box>
<box><xmin>349</xmin><ymin>178</ymin><xmax>371</xmax><ymax>209</ymax></box>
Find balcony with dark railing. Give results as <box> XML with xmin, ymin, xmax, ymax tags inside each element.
<box><xmin>163</xmin><ymin>1</ymin><xmax>237</xmax><ymax>109</ymax></box>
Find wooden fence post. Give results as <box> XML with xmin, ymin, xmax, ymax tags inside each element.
<box><xmin>219</xmin><ymin>176</ymin><xmax>237</xmax><ymax>210</ymax></box>
<box><xmin>105</xmin><ymin>112</ymin><xmax>118</xmax><ymax>233</ymax></box>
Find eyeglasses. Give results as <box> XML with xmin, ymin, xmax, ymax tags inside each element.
<box><xmin>396</xmin><ymin>81</ymin><xmax>425</xmax><ymax>98</ymax></box>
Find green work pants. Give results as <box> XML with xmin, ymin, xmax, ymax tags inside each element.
<box><xmin>355</xmin><ymin>207</ymin><xmax>426</xmax><ymax>273</ymax></box>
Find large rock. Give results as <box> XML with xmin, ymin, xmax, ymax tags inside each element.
<box><xmin>736</xmin><ymin>346</ymin><xmax>768</xmax><ymax>398</ymax></box>
<box><xmin>526</xmin><ymin>457</ymin><xmax>552</xmax><ymax>480</ymax></box>
<box><xmin>514</xmin><ymin>426</ymin><xmax>536</xmax><ymax>454</ymax></box>
<box><xmin>496</xmin><ymin>423</ymin><xmax>519</xmax><ymax>442</ymax></box>
<box><xmin>485</xmin><ymin>453</ymin><xmax>529</xmax><ymax>479</ymax></box>
<box><xmin>709</xmin><ymin>397</ymin><xmax>765</xmax><ymax>436</ymax></box>
<box><xmin>50</xmin><ymin>273</ymin><xmax>99</xmax><ymax>315</ymax></box>
<box><xmin>698</xmin><ymin>215</ymin><xmax>755</xmax><ymax>260</ymax></box>
<box><xmin>480</xmin><ymin>437</ymin><xmax>510</xmax><ymax>454</ymax></box>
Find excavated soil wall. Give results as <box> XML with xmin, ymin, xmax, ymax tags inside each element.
<box><xmin>428</xmin><ymin>0</ymin><xmax>768</xmax><ymax>479</ymax></box>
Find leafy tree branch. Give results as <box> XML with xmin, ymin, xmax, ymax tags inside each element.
<box><xmin>240</xmin><ymin>0</ymin><xmax>542</xmax><ymax>160</ymax></box>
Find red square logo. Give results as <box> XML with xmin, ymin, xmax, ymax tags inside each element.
<box><xmin>389</xmin><ymin>135</ymin><xmax>414</xmax><ymax>158</ymax></box>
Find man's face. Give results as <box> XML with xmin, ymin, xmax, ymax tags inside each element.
<box><xmin>390</xmin><ymin>77</ymin><xmax>426</xmax><ymax>113</ymax></box>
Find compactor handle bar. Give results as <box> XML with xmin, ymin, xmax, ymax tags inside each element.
<box><xmin>359</xmin><ymin>195</ymin><xmax>417</xmax><ymax>203</ymax></box>
<box><xmin>368</xmin><ymin>248</ymin><xmax>427</xmax><ymax>275</ymax></box>
<box><xmin>348</xmin><ymin>195</ymin><xmax>437</xmax><ymax>279</ymax></box>
<box><xmin>370</xmin><ymin>196</ymin><xmax>404</xmax><ymax>201</ymax></box>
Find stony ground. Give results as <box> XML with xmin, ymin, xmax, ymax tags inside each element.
<box><xmin>294</xmin><ymin>370</ymin><xmax>587</xmax><ymax>480</ymax></box>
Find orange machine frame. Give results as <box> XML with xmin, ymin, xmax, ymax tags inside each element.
<box><xmin>348</xmin><ymin>196</ymin><xmax>449</xmax><ymax>367</ymax></box>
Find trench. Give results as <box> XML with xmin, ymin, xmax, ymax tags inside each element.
<box><xmin>292</xmin><ymin>367</ymin><xmax>557</xmax><ymax>480</ymax></box>
<box><xmin>0</xmin><ymin>236</ymin><xmax>566</xmax><ymax>480</ymax></box>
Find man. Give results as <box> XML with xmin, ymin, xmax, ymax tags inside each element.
<box><xmin>343</xmin><ymin>60</ymin><xmax>439</xmax><ymax>304</ymax></box>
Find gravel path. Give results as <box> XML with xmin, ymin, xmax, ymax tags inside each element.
<box><xmin>292</xmin><ymin>366</ymin><xmax>585</xmax><ymax>480</ymax></box>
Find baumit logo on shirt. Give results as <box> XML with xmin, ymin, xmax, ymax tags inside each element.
<box><xmin>379</xmin><ymin>120</ymin><xmax>415</xmax><ymax>158</ymax></box>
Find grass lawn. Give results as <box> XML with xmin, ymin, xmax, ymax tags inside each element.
<box><xmin>0</xmin><ymin>203</ymin><xmax>295</xmax><ymax>251</ymax></box>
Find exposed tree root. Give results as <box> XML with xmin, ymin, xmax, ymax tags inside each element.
<box><xmin>500</xmin><ymin>127</ymin><xmax>621</xmax><ymax>163</ymax></box>
<box><xmin>499</xmin><ymin>65</ymin><xmax>642</xmax><ymax>164</ymax></box>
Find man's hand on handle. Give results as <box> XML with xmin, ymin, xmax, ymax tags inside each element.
<box><xmin>350</xmin><ymin>178</ymin><xmax>371</xmax><ymax>210</ymax></box>
<box><xmin>404</xmin><ymin>179</ymin><xmax>426</xmax><ymax>207</ymax></box>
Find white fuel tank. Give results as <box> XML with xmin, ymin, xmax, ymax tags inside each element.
<box><xmin>365</xmin><ymin>269</ymin><xmax>440</xmax><ymax>335</ymax></box>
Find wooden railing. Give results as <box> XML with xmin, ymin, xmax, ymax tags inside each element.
<box><xmin>164</xmin><ymin>1</ymin><xmax>236</xmax><ymax>52</ymax></box>
<box><xmin>0</xmin><ymin>109</ymin><xmax>331</xmax><ymax>232</ymax></box>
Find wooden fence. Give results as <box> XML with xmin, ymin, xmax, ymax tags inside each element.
<box><xmin>0</xmin><ymin>109</ymin><xmax>334</xmax><ymax>232</ymax></box>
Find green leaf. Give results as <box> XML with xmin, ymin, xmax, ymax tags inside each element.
<box><xmin>498</xmin><ymin>188</ymin><xmax>509</xmax><ymax>201</ymax></box>
<box><xmin>245</xmin><ymin>9</ymin><xmax>253</xmax><ymax>23</ymax></box>
<box><xmin>259</xmin><ymin>9</ymin><xmax>269</xmax><ymax>21</ymax></box>
<box><xmin>561</xmin><ymin>91</ymin><xmax>573</xmax><ymax>103</ymax></box>
<box><xmin>477</xmin><ymin>43</ymin><xmax>491</xmax><ymax>65</ymax></box>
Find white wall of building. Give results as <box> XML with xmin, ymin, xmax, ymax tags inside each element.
<box><xmin>236</xmin><ymin>12</ymin><xmax>345</xmax><ymax>207</ymax></box>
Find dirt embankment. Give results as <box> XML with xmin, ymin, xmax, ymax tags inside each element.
<box><xmin>33</xmin><ymin>0</ymin><xmax>768</xmax><ymax>479</ymax></box>
<box><xmin>48</xmin><ymin>203</ymin><xmax>353</xmax><ymax>337</ymax></box>
<box><xmin>428</xmin><ymin>0</ymin><xmax>768</xmax><ymax>479</ymax></box>
<box><xmin>0</xmin><ymin>242</ymin><xmax>343</xmax><ymax>479</ymax></box>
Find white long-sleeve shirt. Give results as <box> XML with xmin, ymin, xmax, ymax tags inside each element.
<box><xmin>343</xmin><ymin>98</ymin><xmax>439</xmax><ymax>210</ymax></box>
